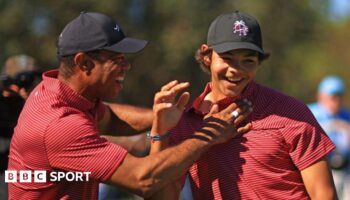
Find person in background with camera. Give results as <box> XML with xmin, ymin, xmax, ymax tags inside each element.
<box><xmin>308</xmin><ymin>75</ymin><xmax>350</xmax><ymax>200</ymax></box>
<box><xmin>1</xmin><ymin>54</ymin><xmax>42</xmax><ymax>99</ymax></box>
<box><xmin>0</xmin><ymin>54</ymin><xmax>42</xmax><ymax>198</ymax></box>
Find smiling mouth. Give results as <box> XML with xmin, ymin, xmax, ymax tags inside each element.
<box><xmin>115</xmin><ymin>77</ymin><xmax>125</xmax><ymax>84</ymax></box>
<box><xmin>225</xmin><ymin>77</ymin><xmax>244</xmax><ymax>84</ymax></box>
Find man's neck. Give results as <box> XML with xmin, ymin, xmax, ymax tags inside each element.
<box><xmin>57</xmin><ymin>71</ymin><xmax>95</xmax><ymax>102</ymax></box>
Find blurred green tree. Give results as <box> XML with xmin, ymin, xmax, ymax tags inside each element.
<box><xmin>0</xmin><ymin>0</ymin><xmax>349</xmax><ymax>108</ymax></box>
<box><xmin>2</xmin><ymin>1</ymin><xmax>350</xmax><ymax>199</ymax></box>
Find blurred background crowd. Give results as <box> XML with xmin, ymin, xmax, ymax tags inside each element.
<box><xmin>1</xmin><ymin>0</ymin><xmax>350</xmax><ymax>199</ymax></box>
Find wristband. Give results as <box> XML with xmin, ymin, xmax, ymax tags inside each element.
<box><xmin>146</xmin><ymin>131</ymin><xmax>172</xmax><ymax>142</ymax></box>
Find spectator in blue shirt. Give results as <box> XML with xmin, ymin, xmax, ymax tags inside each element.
<box><xmin>308</xmin><ymin>75</ymin><xmax>350</xmax><ymax>200</ymax></box>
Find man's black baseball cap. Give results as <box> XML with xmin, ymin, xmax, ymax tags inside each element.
<box><xmin>57</xmin><ymin>12</ymin><xmax>148</xmax><ymax>56</ymax></box>
<box><xmin>207</xmin><ymin>11</ymin><xmax>265</xmax><ymax>56</ymax></box>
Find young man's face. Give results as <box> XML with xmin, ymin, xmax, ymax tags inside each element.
<box><xmin>209</xmin><ymin>49</ymin><xmax>259</xmax><ymax>101</ymax></box>
<box><xmin>87</xmin><ymin>50</ymin><xmax>131</xmax><ymax>100</ymax></box>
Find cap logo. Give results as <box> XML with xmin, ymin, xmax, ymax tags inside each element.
<box><xmin>233</xmin><ymin>20</ymin><xmax>248</xmax><ymax>36</ymax></box>
<box><xmin>114</xmin><ymin>24</ymin><xmax>120</xmax><ymax>31</ymax></box>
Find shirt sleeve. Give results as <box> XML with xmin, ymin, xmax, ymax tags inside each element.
<box><xmin>283</xmin><ymin>105</ymin><xmax>335</xmax><ymax>170</ymax></box>
<box><xmin>45</xmin><ymin>112</ymin><xmax>128</xmax><ymax>182</ymax></box>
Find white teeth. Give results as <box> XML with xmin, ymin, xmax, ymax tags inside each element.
<box><xmin>227</xmin><ymin>77</ymin><xmax>242</xmax><ymax>82</ymax></box>
<box><xmin>115</xmin><ymin>77</ymin><xmax>124</xmax><ymax>84</ymax></box>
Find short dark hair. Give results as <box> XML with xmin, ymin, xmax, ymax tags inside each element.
<box><xmin>57</xmin><ymin>50</ymin><xmax>104</xmax><ymax>79</ymax></box>
<box><xmin>57</xmin><ymin>54</ymin><xmax>76</xmax><ymax>79</ymax></box>
<box><xmin>194</xmin><ymin>47</ymin><xmax>212</xmax><ymax>75</ymax></box>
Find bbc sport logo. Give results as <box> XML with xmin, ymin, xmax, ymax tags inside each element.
<box><xmin>5</xmin><ymin>170</ymin><xmax>91</xmax><ymax>183</ymax></box>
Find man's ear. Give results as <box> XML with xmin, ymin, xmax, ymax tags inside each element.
<box><xmin>74</xmin><ymin>53</ymin><xmax>94</xmax><ymax>74</ymax></box>
<box><xmin>201</xmin><ymin>44</ymin><xmax>211</xmax><ymax>67</ymax></box>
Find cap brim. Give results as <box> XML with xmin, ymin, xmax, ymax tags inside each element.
<box><xmin>319</xmin><ymin>87</ymin><xmax>344</xmax><ymax>95</ymax></box>
<box><xmin>104</xmin><ymin>37</ymin><xmax>148</xmax><ymax>53</ymax></box>
<box><xmin>211</xmin><ymin>42</ymin><xmax>265</xmax><ymax>55</ymax></box>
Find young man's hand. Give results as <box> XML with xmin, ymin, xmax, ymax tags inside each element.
<box><xmin>151</xmin><ymin>80</ymin><xmax>190</xmax><ymax>135</ymax></box>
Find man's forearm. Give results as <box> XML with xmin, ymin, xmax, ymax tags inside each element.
<box><xmin>136</xmin><ymin>135</ymin><xmax>212</xmax><ymax>196</ymax></box>
<box><xmin>107</xmin><ymin>133</ymin><xmax>213</xmax><ymax>198</ymax></box>
<box><xmin>103</xmin><ymin>103</ymin><xmax>153</xmax><ymax>136</ymax></box>
<box><xmin>145</xmin><ymin>181</ymin><xmax>182</xmax><ymax>200</ymax></box>
<box><xmin>146</xmin><ymin>135</ymin><xmax>181</xmax><ymax>199</ymax></box>
<box><xmin>102</xmin><ymin>135</ymin><xmax>150</xmax><ymax>157</ymax></box>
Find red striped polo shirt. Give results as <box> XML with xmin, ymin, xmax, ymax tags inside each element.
<box><xmin>8</xmin><ymin>70</ymin><xmax>128</xmax><ymax>200</ymax></box>
<box><xmin>170</xmin><ymin>81</ymin><xmax>335</xmax><ymax>200</ymax></box>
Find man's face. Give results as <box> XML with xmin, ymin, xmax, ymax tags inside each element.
<box><xmin>209</xmin><ymin>49</ymin><xmax>259</xmax><ymax>101</ymax></box>
<box><xmin>86</xmin><ymin>50</ymin><xmax>130</xmax><ymax>100</ymax></box>
<box><xmin>318</xmin><ymin>93</ymin><xmax>343</xmax><ymax>114</ymax></box>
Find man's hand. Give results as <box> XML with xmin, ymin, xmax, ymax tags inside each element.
<box><xmin>196</xmin><ymin>99</ymin><xmax>253</xmax><ymax>145</ymax></box>
<box><xmin>151</xmin><ymin>80</ymin><xmax>190</xmax><ymax>135</ymax></box>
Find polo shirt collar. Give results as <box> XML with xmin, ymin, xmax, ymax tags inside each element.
<box><xmin>43</xmin><ymin>70</ymin><xmax>96</xmax><ymax>111</ymax></box>
<box><xmin>187</xmin><ymin>81</ymin><xmax>257</xmax><ymax>116</ymax></box>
